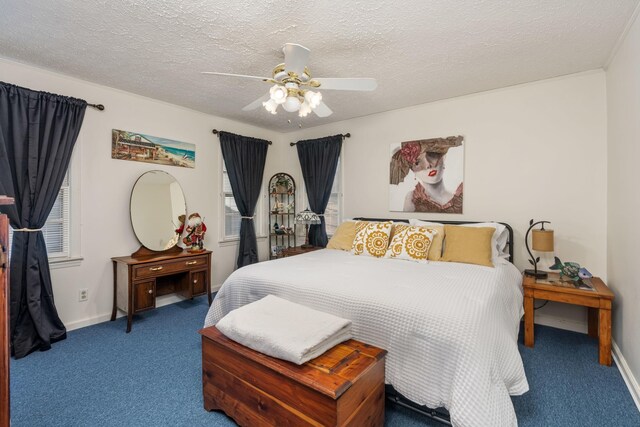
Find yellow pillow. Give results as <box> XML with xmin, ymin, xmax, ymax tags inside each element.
<box><xmin>352</xmin><ymin>221</ymin><xmax>393</xmax><ymax>258</ymax></box>
<box><xmin>441</xmin><ymin>225</ymin><xmax>494</xmax><ymax>267</ymax></box>
<box><xmin>326</xmin><ymin>221</ymin><xmax>357</xmax><ymax>251</ymax></box>
<box><xmin>384</xmin><ymin>224</ymin><xmax>436</xmax><ymax>263</ymax></box>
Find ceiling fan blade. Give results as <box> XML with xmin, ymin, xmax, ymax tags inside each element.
<box><xmin>313</xmin><ymin>101</ymin><xmax>333</xmax><ymax>118</ymax></box>
<box><xmin>283</xmin><ymin>43</ymin><xmax>310</xmax><ymax>76</ymax></box>
<box><xmin>201</xmin><ymin>72</ymin><xmax>270</xmax><ymax>82</ymax></box>
<box><xmin>313</xmin><ymin>78</ymin><xmax>377</xmax><ymax>91</ymax></box>
<box><xmin>242</xmin><ymin>93</ymin><xmax>271</xmax><ymax>111</ymax></box>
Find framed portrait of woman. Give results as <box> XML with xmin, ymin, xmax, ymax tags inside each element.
<box><xmin>389</xmin><ymin>136</ymin><xmax>464</xmax><ymax>213</ymax></box>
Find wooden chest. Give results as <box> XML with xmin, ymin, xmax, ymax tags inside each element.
<box><xmin>199</xmin><ymin>326</ymin><xmax>387</xmax><ymax>426</ymax></box>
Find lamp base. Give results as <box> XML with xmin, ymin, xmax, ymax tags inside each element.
<box><xmin>524</xmin><ymin>269</ymin><xmax>548</xmax><ymax>279</ymax></box>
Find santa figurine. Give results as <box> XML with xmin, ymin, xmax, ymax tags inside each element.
<box><xmin>182</xmin><ymin>213</ymin><xmax>207</xmax><ymax>252</ymax></box>
<box><xmin>175</xmin><ymin>214</ymin><xmax>186</xmax><ymax>235</ymax></box>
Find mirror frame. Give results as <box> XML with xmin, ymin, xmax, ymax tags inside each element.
<box><xmin>129</xmin><ymin>170</ymin><xmax>186</xmax><ymax>256</ymax></box>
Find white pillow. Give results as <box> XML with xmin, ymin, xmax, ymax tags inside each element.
<box><xmin>351</xmin><ymin>221</ymin><xmax>394</xmax><ymax>258</ymax></box>
<box><xmin>384</xmin><ymin>224</ymin><xmax>437</xmax><ymax>263</ymax></box>
<box><xmin>410</xmin><ymin>219</ymin><xmax>510</xmax><ymax>264</ymax></box>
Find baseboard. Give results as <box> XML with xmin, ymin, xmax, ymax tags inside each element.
<box><xmin>64</xmin><ymin>290</ymin><xmax>220</xmax><ymax>332</ymax></box>
<box><xmin>65</xmin><ymin>313</ymin><xmax>114</xmax><ymax>331</ymax></box>
<box><xmin>533</xmin><ymin>313</ymin><xmax>587</xmax><ymax>334</ymax></box>
<box><xmin>612</xmin><ymin>340</ymin><xmax>640</xmax><ymax>413</ymax></box>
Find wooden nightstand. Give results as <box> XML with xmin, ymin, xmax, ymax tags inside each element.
<box><xmin>280</xmin><ymin>245</ymin><xmax>321</xmax><ymax>258</ymax></box>
<box><xmin>523</xmin><ymin>273</ymin><xmax>614</xmax><ymax>366</ymax></box>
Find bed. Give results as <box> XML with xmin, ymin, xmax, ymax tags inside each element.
<box><xmin>204</xmin><ymin>220</ymin><xmax>528</xmax><ymax>427</ymax></box>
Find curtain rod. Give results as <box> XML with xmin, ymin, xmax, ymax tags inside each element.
<box><xmin>289</xmin><ymin>133</ymin><xmax>350</xmax><ymax>146</ymax></box>
<box><xmin>88</xmin><ymin>103</ymin><xmax>105</xmax><ymax>111</ymax></box>
<box><xmin>212</xmin><ymin>129</ymin><xmax>272</xmax><ymax>145</ymax></box>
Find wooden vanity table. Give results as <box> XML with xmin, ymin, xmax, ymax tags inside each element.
<box><xmin>111</xmin><ymin>248</ymin><xmax>212</xmax><ymax>333</ymax></box>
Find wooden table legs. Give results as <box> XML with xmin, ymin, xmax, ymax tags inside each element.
<box><xmin>525</xmin><ymin>300</ymin><xmax>612</xmax><ymax>366</ymax></box>
<box><xmin>598</xmin><ymin>308</ymin><xmax>612</xmax><ymax>366</ymax></box>
<box><xmin>587</xmin><ymin>307</ymin><xmax>598</xmax><ymax>338</ymax></box>
<box><xmin>587</xmin><ymin>306</ymin><xmax>612</xmax><ymax>366</ymax></box>
<box><xmin>524</xmin><ymin>292</ymin><xmax>534</xmax><ymax>348</ymax></box>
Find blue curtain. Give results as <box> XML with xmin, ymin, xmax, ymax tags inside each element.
<box><xmin>296</xmin><ymin>135</ymin><xmax>343</xmax><ymax>247</ymax></box>
<box><xmin>0</xmin><ymin>82</ymin><xmax>86</xmax><ymax>358</ymax></box>
<box><xmin>219</xmin><ymin>131</ymin><xmax>269</xmax><ymax>268</ymax></box>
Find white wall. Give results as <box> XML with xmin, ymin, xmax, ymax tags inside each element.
<box><xmin>0</xmin><ymin>57</ymin><xmax>282</xmax><ymax>330</ymax></box>
<box><xmin>0</xmin><ymin>58</ymin><xmax>612</xmax><ymax>335</ymax></box>
<box><xmin>606</xmin><ymin>10</ymin><xmax>640</xmax><ymax>399</ymax></box>
<box><xmin>284</xmin><ymin>71</ymin><xmax>608</xmax><ymax>331</ymax></box>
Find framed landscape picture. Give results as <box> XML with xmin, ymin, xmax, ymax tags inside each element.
<box><xmin>111</xmin><ymin>129</ymin><xmax>195</xmax><ymax>168</ymax></box>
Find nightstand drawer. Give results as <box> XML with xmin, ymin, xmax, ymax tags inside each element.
<box><xmin>133</xmin><ymin>256</ymin><xmax>208</xmax><ymax>280</ymax></box>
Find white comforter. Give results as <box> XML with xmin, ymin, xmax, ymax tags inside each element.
<box><xmin>205</xmin><ymin>249</ymin><xmax>529</xmax><ymax>427</ymax></box>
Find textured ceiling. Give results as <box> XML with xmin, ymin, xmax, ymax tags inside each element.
<box><xmin>0</xmin><ymin>0</ymin><xmax>638</xmax><ymax>132</ymax></box>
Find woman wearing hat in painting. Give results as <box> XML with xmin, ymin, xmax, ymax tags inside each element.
<box><xmin>390</xmin><ymin>136</ymin><xmax>463</xmax><ymax>213</ymax></box>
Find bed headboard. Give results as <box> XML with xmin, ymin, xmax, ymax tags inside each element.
<box><xmin>352</xmin><ymin>218</ymin><xmax>515</xmax><ymax>264</ymax></box>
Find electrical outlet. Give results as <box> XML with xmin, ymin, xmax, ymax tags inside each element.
<box><xmin>78</xmin><ymin>288</ymin><xmax>88</xmax><ymax>302</ymax></box>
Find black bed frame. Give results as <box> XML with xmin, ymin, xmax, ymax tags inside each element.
<box><xmin>353</xmin><ymin>217</ymin><xmax>515</xmax><ymax>426</ymax></box>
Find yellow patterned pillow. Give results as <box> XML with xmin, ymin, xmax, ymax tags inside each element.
<box><xmin>351</xmin><ymin>221</ymin><xmax>393</xmax><ymax>258</ymax></box>
<box><xmin>384</xmin><ymin>224</ymin><xmax>436</xmax><ymax>263</ymax></box>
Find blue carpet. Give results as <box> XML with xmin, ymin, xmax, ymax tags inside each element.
<box><xmin>10</xmin><ymin>298</ymin><xmax>640</xmax><ymax>426</ymax></box>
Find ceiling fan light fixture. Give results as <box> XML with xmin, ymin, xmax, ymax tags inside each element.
<box><xmin>263</xmin><ymin>98</ymin><xmax>278</xmax><ymax>114</ymax></box>
<box><xmin>269</xmin><ymin>85</ymin><xmax>287</xmax><ymax>104</ymax></box>
<box><xmin>282</xmin><ymin>96</ymin><xmax>301</xmax><ymax>113</ymax></box>
<box><xmin>299</xmin><ymin>101</ymin><xmax>312</xmax><ymax>117</ymax></box>
<box><xmin>305</xmin><ymin>90</ymin><xmax>322</xmax><ymax>109</ymax></box>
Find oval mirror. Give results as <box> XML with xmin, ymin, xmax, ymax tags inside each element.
<box><xmin>130</xmin><ymin>170</ymin><xmax>186</xmax><ymax>252</ymax></box>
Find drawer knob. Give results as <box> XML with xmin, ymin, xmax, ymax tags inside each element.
<box><xmin>149</xmin><ymin>266</ymin><xmax>163</xmax><ymax>271</ymax></box>
<box><xmin>186</xmin><ymin>260</ymin><xmax>197</xmax><ymax>265</ymax></box>
<box><xmin>148</xmin><ymin>289</ymin><xmax>153</xmax><ymax>294</ymax></box>
<box><xmin>193</xmin><ymin>279</ymin><xmax>198</xmax><ymax>284</ymax></box>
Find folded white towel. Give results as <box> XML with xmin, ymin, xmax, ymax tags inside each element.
<box><xmin>215</xmin><ymin>295</ymin><xmax>352</xmax><ymax>365</ymax></box>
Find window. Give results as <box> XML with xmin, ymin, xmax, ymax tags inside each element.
<box><xmin>9</xmin><ymin>171</ymin><xmax>71</xmax><ymax>259</ymax></box>
<box><xmin>300</xmin><ymin>157</ymin><xmax>343</xmax><ymax>238</ymax></box>
<box><xmin>221</xmin><ymin>161</ymin><xmax>264</xmax><ymax>241</ymax></box>
<box><xmin>222</xmin><ymin>163</ymin><xmax>242</xmax><ymax>240</ymax></box>
<box><xmin>43</xmin><ymin>172</ymin><xmax>71</xmax><ymax>258</ymax></box>
<box><xmin>324</xmin><ymin>158</ymin><xmax>342</xmax><ymax>237</ymax></box>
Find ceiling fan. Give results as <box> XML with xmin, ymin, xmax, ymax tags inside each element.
<box><xmin>202</xmin><ymin>43</ymin><xmax>377</xmax><ymax>118</ymax></box>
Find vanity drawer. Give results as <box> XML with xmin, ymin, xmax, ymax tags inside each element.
<box><xmin>133</xmin><ymin>256</ymin><xmax>208</xmax><ymax>280</ymax></box>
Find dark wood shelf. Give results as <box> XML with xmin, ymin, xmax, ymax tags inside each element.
<box><xmin>268</xmin><ymin>173</ymin><xmax>297</xmax><ymax>258</ymax></box>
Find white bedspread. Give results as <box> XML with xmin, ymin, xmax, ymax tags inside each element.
<box><xmin>216</xmin><ymin>294</ymin><xmax>352</xmax><ymax>365</ymax></box>
<box><xmin>205</xmin><ymin>249</ymin><xmax>528</xmax><ymax>427</ymax></box>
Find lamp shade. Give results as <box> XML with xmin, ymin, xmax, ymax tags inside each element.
<box><xmin>532</xmin><ymin>229</ymin><xmax>554</xmax><ymax>252</ymax></box>
<box><xmin>294</xmin><ymin>209</ymin><xmax>321</xmax><ymax>225</ymax></box>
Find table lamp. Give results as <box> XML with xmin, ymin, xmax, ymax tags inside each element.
<box><xmin>525</xmin><ymin>219</ymin><xmax>554</xmax><ymax>279</ymax></box>
<box><xmin>295</xmin><ymin>209</ymin><xmax>321</xmax><ymax>249</ymax></box>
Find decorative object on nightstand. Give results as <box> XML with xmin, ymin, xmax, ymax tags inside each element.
<box><xmin>549</xmin><ymin>257</ymin><xmax>581</xmax><ymax>281</ymax></box>
<box><xmin>268</xmin><ymin>173</ymin><xmax>297</xmax><ymax>259</ymax></box>
<box><xmin>524</xmin><ymin>219</ymin><xmax>554</xmax><ymax>278</ymax></box>
<box><xmin>295</xmin><ymin>209</ymin><xmax>321</xmax><ymax>249</ymax></box>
